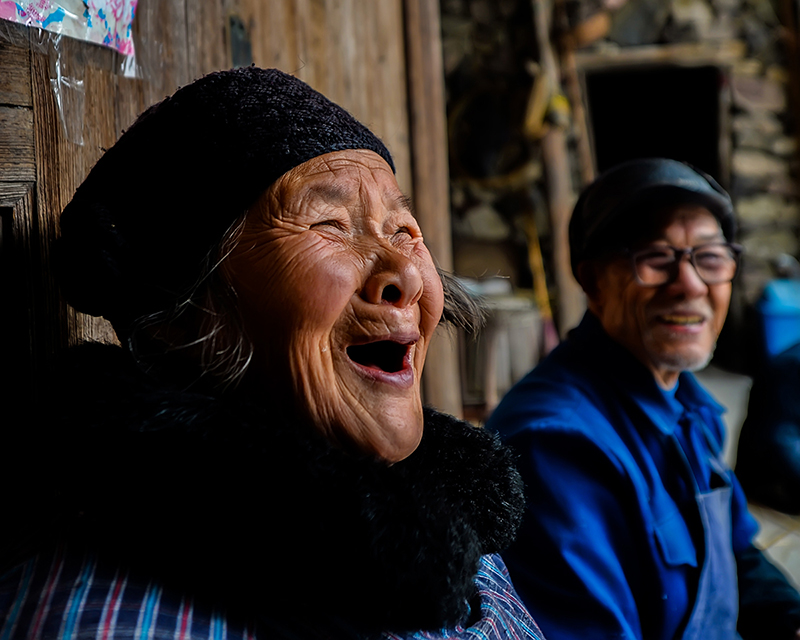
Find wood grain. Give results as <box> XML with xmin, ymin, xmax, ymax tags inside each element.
<box><xmin>0</xmin><ymin>107</ymin><xmax>35</xmax><ymax>182</ymax></box>
<box><xmin>0</xmin><ymin>41</ymin><xmax>32</xmax><ymax>106</ymax></box>
<box><xmin>243</xmin><ymin>0</ymin><xmax>412</xmax><ymax>193</ymax></box>
<box><xmin>404</xmin><ymin>0</ymin><xmax>462</xmax><ymax>415</ymax></box>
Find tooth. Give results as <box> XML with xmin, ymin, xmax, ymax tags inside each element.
<box><xmin>662</xmin><ymin>315</ymin><xmax>702</xmax><ymax>324</ymax></box>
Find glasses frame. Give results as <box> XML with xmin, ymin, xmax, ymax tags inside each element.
<box><xmin>627</xmin><ymin>242</ymin><xmax>743</xmax><ymax>287</ymax></box>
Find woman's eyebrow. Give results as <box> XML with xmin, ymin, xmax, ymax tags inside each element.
<box><xmin>392</xmin><ymin>194</ymin><xmax>414</xmax><ymax>214</ymax></box>
<box><xmin>303</xmin><ymin>182</ymin><xmax>352</xmax><ymax>204</ymax></box>
<box><xmin>300</xmin><ymin>184</ymin><xmax>414</xmax><ymax>215</ymax></box>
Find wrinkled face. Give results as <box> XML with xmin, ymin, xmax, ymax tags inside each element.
<box><xmin>223</xmin><ymin>149</ymin><xmax>444</xmax><ymax>462</ymax></box>
<box><xmin>585</xmin><ymin>204</ymin><xmax>732</xmax><ymax>389</ymax></box>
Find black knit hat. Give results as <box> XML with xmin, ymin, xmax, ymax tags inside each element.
<box><xmin>56</xmin><ymin>66</ymin><xmax>395</xmax><ymax>332</ymax></box>
<box><xmin>569</xmin><ymin>158</ymin><xmax>735</xmax><ymax>279</ymax></box>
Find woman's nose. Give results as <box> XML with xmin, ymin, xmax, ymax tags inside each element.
<box><xmin>361</xmin><ymin>249</ymin><xmax>424</xmax><ymax>308</ymax></box>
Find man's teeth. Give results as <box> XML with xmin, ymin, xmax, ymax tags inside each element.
<box><xmin>661</xmin><ymin>315</ymin><xmax>703</xmax><ymax>324</ymax></box>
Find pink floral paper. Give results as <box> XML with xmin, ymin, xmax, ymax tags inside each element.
<box><xmin>0</xmin><ymin>0</ymin><xmax>137</xmax><ymax>55</ymax></box>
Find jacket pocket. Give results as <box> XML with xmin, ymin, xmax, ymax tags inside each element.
<box><xmin>653</xmin><ymin>505</ymin><xmax>698</xmax><ymax>568</ymax></box>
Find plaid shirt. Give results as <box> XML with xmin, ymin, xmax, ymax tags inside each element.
<box><xmin>0</xmin><ymin>549</ymin><xmax>544</xmax><ymax>640</ymax></box>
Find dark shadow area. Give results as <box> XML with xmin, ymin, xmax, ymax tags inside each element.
<box><xmin>585</xmin><ymin>64</ymin><xmax>723</xmax><ymax>181</ymax></box>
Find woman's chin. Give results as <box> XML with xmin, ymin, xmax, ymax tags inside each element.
<box><xmin>373</xmin><ymin>421</ymin><xmax>424</xmax><ymax>463</ymax></box>
<box><xmin>320</xmin><ymin>401</ymin><xmax>425</xmax><ymax>463</ymax></box>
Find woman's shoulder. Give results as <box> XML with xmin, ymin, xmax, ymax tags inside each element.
<box><xmin>381</xmin><ymin>554</ymin><xmax>546</xmax><ymax>640</ymax></box>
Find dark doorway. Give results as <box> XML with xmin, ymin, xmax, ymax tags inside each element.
<box><xmin>584</xmin><ymin>64</ymin><xmax>723</xmax><ymax>182</ymax></box>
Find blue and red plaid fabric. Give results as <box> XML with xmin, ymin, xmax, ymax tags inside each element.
<box><xmin>384</xmin><ymin>554</ymin><xmax>545</xmax><ymax>640</ymax></box>
<box><xmin>0</xmin><ymin>549</ymin><xmax>543</xmax><ymax>640</ymax></box>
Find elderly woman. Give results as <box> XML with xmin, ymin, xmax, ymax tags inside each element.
<box><xmin>0</xmin><ymin>68</ymin><xmax>544</xmax><ymax>639</ymax></box>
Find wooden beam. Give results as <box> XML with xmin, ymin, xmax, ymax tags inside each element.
<box><xmin>403</xmin><ymin>0</ymin><xmax>462</xmax><ymax>417</ymax></box>
<box><xmin>573</xmin><ymin>40</ymin><xmax>746</xmax><ymax>71</ymax></box>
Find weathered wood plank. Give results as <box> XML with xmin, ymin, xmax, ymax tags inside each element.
<box><xmin>247</xmin><ymin>0</ymin><xmax>300</xmax><ymax>72</ymax></box>
<box><xmin>573</xmin><ymin>40</ymin><xmax>747</xmax><ymax>71</ymax></box>
<box><xmin>0</xmin><ymin>106</ymin><xmax>35</xmax><ymax>182</ymax></box>
<box><xmin>31</xmin><ymin>48</ymin><xmax>120</xmax><ymax>349</ymax></box>
<box><xmin>187</xmin><ymin>0</ymin><xmax>231</xmax><ymax>81</ymax></box>
<box><xmin>114</xmin><ymin>74</ymin><xmax>146</xmax><ymax>139</ymax></box>
<box><xmin>404</xmin><ymin>0</ymin><xmax>461</xmax><ymax>416</ymax></box>
<box><xmin>0</xmin><ymin>41</ymin><xmax>32</xmax><ymax>106</ymax></box>
<box><xmin>242</xmin><ymin>1</ymin><xmax>411</xmax><ymax>191</ymax></box>
<box><xmin>0</xmin><ymin>182</ymin><xmax>33</xmax><ymax>203</ymax></box>
<box><xmin>374</xmin><ymin>0</ymin><xmax>410</xmax><ymax>182</ymax></box>
<box><xmin>403</xmin><ymin>0</ymin><xmax>449</xmax><ymax>265</ymax></box>
<box><xmin>135</xmin><ymin>0</ymin><xmax>191</xmax><ymax>106</ymax></box>
<box><xmin>31</xmin><ymin>49</ymin><xmax>75</xmax><ymax>353</ymax></box>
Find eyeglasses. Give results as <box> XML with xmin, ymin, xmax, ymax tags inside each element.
<box><xmin>628</xmin><ymin>242</ymin><xmax>743</xmax><ymax>287</ymax></box>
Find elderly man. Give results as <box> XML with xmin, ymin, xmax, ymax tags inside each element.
<box><xmin>488</xmin><ymin>158</ymin><xmax>800</xmax><ymax>640</ymax></box>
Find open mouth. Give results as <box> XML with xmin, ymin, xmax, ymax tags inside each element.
<box><xmin>347</xmin><ymin>341</ymin><xmax>410</xmax><ymax>373</ymax></box>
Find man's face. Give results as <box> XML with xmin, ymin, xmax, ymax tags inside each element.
<box><xmin>586</xmin><ymin>204</ymin><xmax>732</xmax><ymax>388</ymax></box>
<box><xmin>222</xmin><ymin>149</ymin><xmax>444</xmax><ymax>463</ymax></box>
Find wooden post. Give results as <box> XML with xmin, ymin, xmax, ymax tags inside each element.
<box><xmin>403</xmin><ymin>0</ymin><xmax>463</xmax><ymax>417</ymax></box>
<box><xmin>532</xmin><ymin>0</ymin><xmax>586</xmax><ymax>335</ymax></box>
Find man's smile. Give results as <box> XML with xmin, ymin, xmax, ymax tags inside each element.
<box><xmin>658</xmin><ymin>314</ymin><xmax>705</xmax><ymax>325</ymax></box>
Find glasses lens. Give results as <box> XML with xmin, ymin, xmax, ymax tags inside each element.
<box><xmin>693</xmin><ymin>244</ymin><xmax>738</xmax><ymax>284</ymax></box>
<box><xmin>632</xmin><ymin>244</ymin><xmax>738</xmax><ymax>286</ymax></box>
<box><xmin>633</xmin><ymin>247</ymin><xmax>677</xmax><ymax>285</ymax></box>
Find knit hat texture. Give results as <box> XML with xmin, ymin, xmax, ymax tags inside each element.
<box><xmin>569</xmin><ymin>157</ymin><xmax>735</xmax><ymax>279</ymax></box>
<box><xmin>56</xmin><ymin>66</ymin><xmax>395</xmax><ymax>331</ymax></box>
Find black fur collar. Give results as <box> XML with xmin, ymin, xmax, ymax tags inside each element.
<box><xmin>29</xmin><ymin>343</ymin><xmax>524</xmax><ymax>634</ymax></box>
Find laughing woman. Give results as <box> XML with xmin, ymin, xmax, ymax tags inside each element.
<box><xmin>0</xmin><ymin>68</ymin><xmax>544</xmax><ymax>640</ymax></box>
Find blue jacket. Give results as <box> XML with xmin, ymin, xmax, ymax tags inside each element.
<box><xmin>487</xmin><ymin>312</ymin><xmax>759</xmax><ymax>639</ymax></box>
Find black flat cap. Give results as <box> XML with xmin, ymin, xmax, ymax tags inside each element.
<box><xmin>56</xmin><ymin>66</ymin><xmax>394</xmax><ymax>332</ymax></box>
<box><xmin>569</xmin><ymin>158</ymin><xmax>735</xmax><ymax>279</ymax></box>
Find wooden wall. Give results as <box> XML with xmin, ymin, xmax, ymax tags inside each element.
<box><xmin>0</xmin><ymin>0</ymin><xmax>460</xmax><ymax>414</ymax></box>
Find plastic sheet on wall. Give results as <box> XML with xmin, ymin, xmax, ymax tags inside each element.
<box><xmin>0</xmin><ymin>1</ymin><xmax>138</xmax><ymax>145</ymax></box>
<box><xmin>0</xmin><ymin>1</ymin><xmax>137</xmax><ymax>56</ymax></box>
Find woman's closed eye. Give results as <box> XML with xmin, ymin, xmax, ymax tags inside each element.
<box><xmin>311</xmin><ymin>219</ymin><xmax>347</xmax><ymax>231</ymax></box>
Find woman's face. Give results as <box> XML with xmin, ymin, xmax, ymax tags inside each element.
<box><xmin>223</xmin><ymin>149</ymin><xmax>444</xmax><ymax>462</ymax></box>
